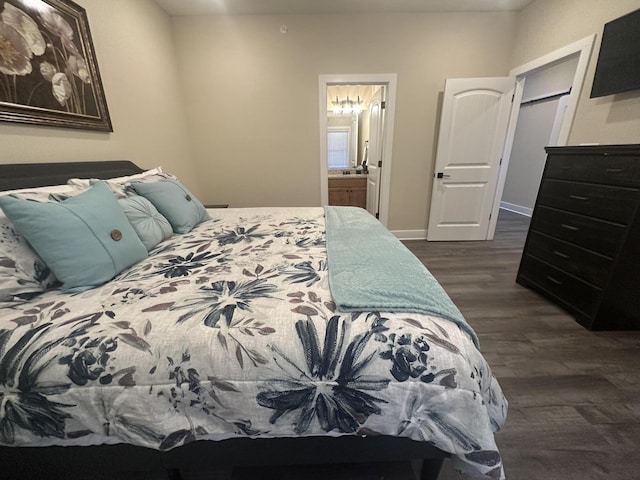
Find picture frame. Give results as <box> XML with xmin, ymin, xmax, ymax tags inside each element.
<box><xmin>0</xmin><ymin>0</ymin><xmax>112</xmax><ymax>131</ymax></box>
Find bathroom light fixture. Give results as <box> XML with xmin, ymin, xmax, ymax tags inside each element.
<box><xmin>331</xmin><ymin>95</ymin><xmax>363</xmax><ymax>115</ymax></box>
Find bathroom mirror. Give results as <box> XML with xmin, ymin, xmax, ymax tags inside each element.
<box><xmin>326</xmin><ymin>85</ymin><xmax>375</xmax><ymax>171</ymax></box>
<box><xmin>327</xmin><ymin>113</ymin><xmax>358</xmax><ymax>170</ymax></box>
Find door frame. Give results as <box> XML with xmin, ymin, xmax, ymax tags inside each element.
<box><xmin>319</xmin><ymin>74</ymin><xmax>397</xmax><ymax>226</ymax></box>
<box><xmin>486</xmin><ymin>34</ymin><xmax>595</xmax><ymax>239</ymax></box>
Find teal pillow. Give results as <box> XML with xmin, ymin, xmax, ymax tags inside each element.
<box><xmin>118</xmin><ymin>195</ymin><xmax>173</xmax><ymax>251</ymax></box>
<box><xmin>132</xmin><ymin>179</ymin><xmax>209</xmax><ymax>234</ymax></box>
<box><xmin>0</xmin><ymin>182</ymin><xmax>148</xmax><ymax>292</ymax></box>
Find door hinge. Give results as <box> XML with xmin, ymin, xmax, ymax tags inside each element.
<box><xmin>381</xmin><ymin>101</ymin><xmax>386</xmax><ymax>109</ymax></box>
<box><xmin>489</xmin><ymin>212</ymin><xmax>492</xmax><ymax>220</ymax></box>
<box><xmin>511</xmin><ymin>93</ymin><xmax>515</xmax><ymax>102</ymax></box>
<box><xmin>378</xmin><ymin>161</ymin><xmax>382</xmax><ymax>167</ymax></box>
<box><xmin>499</xmin><ymin>157</ymin><xmax>503</xmax><ymax>165</ymax></box>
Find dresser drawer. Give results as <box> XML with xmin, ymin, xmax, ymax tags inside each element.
<box><xmin>518</xmin><ymin>255</ymin><xmax>601</xmax><ymax>317</ymax></box>
<box><xmin>525</xmin><ymin>232</ymin><xmax>613</xmax><ymax>287</ymax></box>
<box><xmin>531</xmin><ymin>207</ymin><xmax>625</xmax><ymax>257</ymax></box>
<box><xmin>544</xmin><ymin>155</ymin><xmax>640</xmax><ymax>187</ymax></box>
<box><xmin>538</xmin><ymin>180</ymin><xmax>639</xmax><ymax>224</ymax></box>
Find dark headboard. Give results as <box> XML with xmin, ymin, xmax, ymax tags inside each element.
<box><xmin>0</xmin><ymin>161</ymin><xmax>144</xmax><ymax>191</ymax></box>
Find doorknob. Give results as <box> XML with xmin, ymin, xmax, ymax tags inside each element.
<box><xmin>436</xmin><ymin>172</ymin><xmax>451</xmax><ymax>179</ymax></box>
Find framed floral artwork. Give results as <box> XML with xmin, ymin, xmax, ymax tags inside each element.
<box><xmin>0</xmin><ymin>0</ymin><xmax>112</xmax><ymax>131</ymax></box>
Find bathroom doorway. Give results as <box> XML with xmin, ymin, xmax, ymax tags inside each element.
<box><xmin>319</xmin><ymin>74</ymin><xmax>397</xmax><ymax>226</ymax></box>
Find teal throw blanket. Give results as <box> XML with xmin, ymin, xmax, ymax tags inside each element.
<box><xmin>324</xmin><ymin>206</ymin><xmax>479</xmax><ymax>348</ymax></box>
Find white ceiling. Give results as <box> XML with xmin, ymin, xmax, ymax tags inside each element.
<box><xmin>154</xmin><ymin>0</ymin><xmax>535</xmax><ymax>16</ymax></box>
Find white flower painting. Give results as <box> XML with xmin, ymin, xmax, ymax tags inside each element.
<box><xmin>0</xmin><ymin>0</ymin><xmax>111</xmax><ymax>131</ymax></box>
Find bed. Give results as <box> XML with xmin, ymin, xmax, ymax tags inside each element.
<box><xmin>0</xmin><ymin>161</ymin><xmax>507</xmax><ymax>479</ymax></box>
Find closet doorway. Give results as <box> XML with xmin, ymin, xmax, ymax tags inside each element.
<box><xmin>488</xmin><ymin>35</ymin><xmax>596</xmax><ymax>239</ymax></box>
<box><xmin>500</xmin><ymin>57</ymin><xmax>579</xmax><ymax>217</ymax></box>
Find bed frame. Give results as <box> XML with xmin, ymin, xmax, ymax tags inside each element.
<box><xmin>0</xmin><ymin>161</ymin><xmax>447</xmax><ymax>480</ymax></box>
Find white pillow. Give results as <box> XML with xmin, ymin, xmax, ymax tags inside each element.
<box><xmin>0</xmin><ymin>183</ymin><xmax>79</xmax><ymax>200</ymax></box>
<box><xmin>67</xmin><ymin>166</ymin><xmax>165</xmax><ymax>189</ymax></box>
<box><xmin>67</xmin><ymin>167</ymin><xmax>175</xmax><ymax>199</ymax></box>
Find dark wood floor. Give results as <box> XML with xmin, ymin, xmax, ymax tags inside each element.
<box><xmin>37</xmin><ymin>210</ymin><xmax>640</xmax><ymax>480</ymax></box>
<box><xmin>405</xmin><ymin>209</ymin><xmax>640</xmax><ymax>480</ymax></box>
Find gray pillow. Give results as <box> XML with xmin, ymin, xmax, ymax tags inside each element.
<box><xmin>118</xmin><ymin>195</ymin><xmax>173</xmax><ymax>251</ymax></box>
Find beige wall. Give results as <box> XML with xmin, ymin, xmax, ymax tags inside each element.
<box><xmin>172</xmin><ymin>12</ymin><xmax>517</xmax><ymax>230</ymax></box>
<box><xmin>511</xmin><ymin>0</ymin><xmax>640</xmax><ymax>146</ymax></box>
<box><xmin>0</xmin><ymin>0</ymin><xmax>200</xmax><ymax>195</ymax></box>
<box><xmin>4</xmin><ymin>1</ymin><xmax>637</xmax><ymax>233</ymax></box>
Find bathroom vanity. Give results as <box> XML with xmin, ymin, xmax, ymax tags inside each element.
<box><xmin>328</xmin><ymin>175</ymin><xmax>367</xmax><ymax>208</ymax></box>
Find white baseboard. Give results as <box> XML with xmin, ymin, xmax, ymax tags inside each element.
<box><xmin>390</xmin><ymin>204</ymin><xmax>528</xmax><ymax>241</ymax></box>
<box><xmin>391</xmin><ymin>203</ymin><xmax>529</xmax><ymax>240</ymax></box>
<box><xmin>391</xmin><ymin>229</ymin><xmax>427</xmax><ymax>240</ymax></box>
<box><xmin>500</xmin><ymin>201</ymin><xmax>532</xmax><ymax>217</ymax></box>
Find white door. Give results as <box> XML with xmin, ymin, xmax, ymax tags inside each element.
<box><xmin>427</xmin><ymin>77</ymin><xmax>515</xmax><ymax>241</ymax></box>
<box><xmin>366</xmin><ymin>87</ymin><xmax>384</xmax><ymax>217</ymax></box>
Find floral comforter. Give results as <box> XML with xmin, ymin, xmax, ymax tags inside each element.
<box><xmin>0</xmin><ymin>207</ymin><xmax>507</xmax><ymax>478</ymax></box>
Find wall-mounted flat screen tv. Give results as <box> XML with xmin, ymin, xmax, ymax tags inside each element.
<box><xmin>590</xmin><ymin>8</ymin><xmax>640</xmax><ymax>98</ymax></box>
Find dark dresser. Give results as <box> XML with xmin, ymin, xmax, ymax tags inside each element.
<box><xmin>516</xmin><ymin>144</ymin><xmax>640</xmax><ymax>330</ymax></box>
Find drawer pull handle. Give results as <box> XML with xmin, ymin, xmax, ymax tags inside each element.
<box><xmin>546</xmin><ymin>275</ymin><xmax>563</xmax><ymax>285</ymax></box>
<box><xmin>553</xmin><ymin>250</ymin><xmax>570</xmax><ymax>259</ymax></box>
<box><xmin>561</xmin><ymin>224</ymin><xmax>579</xmax><ymax>232</ymax></box>
<box><xmin>568</xmin><ymin>195</ymin><xmax>589</xmax><ymax>201</ymax></box>
<box><xmin>606</xmin><ymin>168</ymin><xmax>625</xmax><ymax>173</ymax></box>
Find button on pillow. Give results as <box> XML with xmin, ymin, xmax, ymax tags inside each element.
<box><xmin>118</xmin><ymin>195</ymin><xmax>173</xmax><ymax>250</ymax></box>
<box><xmin>132</xmin><ymin>179</ymin><xmax>209</xmax><ymax>234</ymax></box>
<box><xmin>0</xmin><ymin>182</ymin><xmax>148</xmax><ymax>292</ymax></box>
